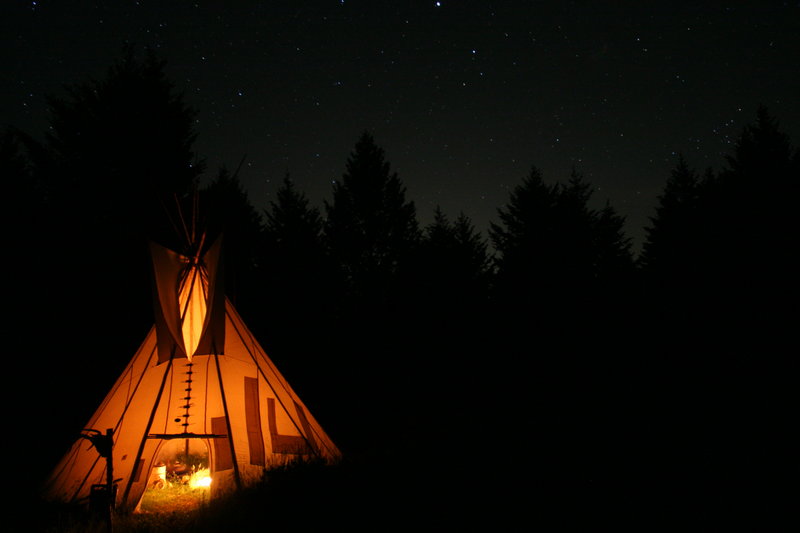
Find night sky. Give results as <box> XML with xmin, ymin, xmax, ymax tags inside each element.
<box><xmin>3</xmin><ymin>2</ymin><xmax>799</xmax><ymax>254</ymax></box>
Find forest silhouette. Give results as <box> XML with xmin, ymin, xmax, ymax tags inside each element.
<box><xmin>5</xmin><ymin>48</ymin><xmax>797</xmax><ymax>524</ymax></box>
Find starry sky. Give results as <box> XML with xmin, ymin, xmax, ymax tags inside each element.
<box><xmin>3</xmin><ymin>1</ymin><xmax>799</xmax><ymax>254</ymax></box>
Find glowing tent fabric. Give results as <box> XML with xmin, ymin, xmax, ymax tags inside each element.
<box><xmin>43</xmin><ymin>239</ymin><xmax>341</xmax><ymax>512</ymax></box>
<box><xmin>149</xmin><ymin>238</ymin><xmax>226</xmax><ymax>363</ymax></box>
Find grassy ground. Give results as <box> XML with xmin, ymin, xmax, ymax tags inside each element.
<box><xmin>23</xmin><ymin>454</ymin><xmax>789</xmax><ymax>532</ymax></box>
<box><xmin>29</xmin><ymin>454</ymin><xmax>518</xmax><ymax>532</ymax></box>
<box><xmin>137</xmin><ymin>481</ymin><xmax>210</xmax><ymax>514</ymax></box>
<box><xmin>22</xmin><ymin>403</ymin><xmax>791</xmax><ymax>532</ymax></box>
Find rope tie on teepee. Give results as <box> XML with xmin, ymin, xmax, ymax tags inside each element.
<box><xmin>179</xmin><ymin>362</ymin><xmax>194</xmax><ymax>433</ymax></box>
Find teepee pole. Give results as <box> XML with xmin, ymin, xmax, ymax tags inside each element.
<box><xmin>119</xmin><ymin>351</ymin><xmax>175</xmax><ymax>509</ymax></box>
<box><xmin>213</xmin><ymin>349</ymin><xmax>242</xmax><ymax>490</ymax></box>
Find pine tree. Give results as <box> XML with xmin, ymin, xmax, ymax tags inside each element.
<box><xmin>261</xmin><ymin>174</ymin><xmax>336</xmax><ymax>381</ymax></box>
<box><xmin>711</xmin><ymin>108</ymin><xmax>798</xmax><ymax>325</ymax></box>
<box><xmin>324</xmin><ymin>132</ymin><xmax>420</xmax><ymax>302</ymax></box>
<box><xmin>489</xmin><ymin>166</ymin><xmax>558</xmax><ymax>295</ymax></box>
<box><xmin>265</xmin><ymin>174</ymin><xmax>325</xmax><ymax>254</ymax></box>
<box><xmin>424</xmin><ymin>206</ymin><xmax>453</xmax><ymax>252</ymax></box>
<box><xmin>452</xmin><ymin>212</ymin><xmax>493</xmax><ymax>291</ymax></box>
<box><xmin>724</xmin><ymin>106</ymin><xmax>795</xmax><ymax>182</ymax></box>
<box><xmin>490</xmin><ymin>166</ymin><xmax>632</xmax><ymax>317</ymax></box>
<box><xmin>322</xmin><ymin>133</ymin><xmax>421</xmax><ymax>416</ymax></box>
<box><xmin>592</xmin><ymin>201</ymin><xmax>634</xmax><ymax>284</ymax></box>
<box><xmin>417</xmin><ymin>206</ymin><xmax>491</xmax><ymax>313</ymax></box>
<box><xmin>639</xmin><ymin>156</ymin><xmax>702</xmax><ymax>277</ymax></box>
<box><xmin>637</xmin><ymin>109</ymin><xmax>800</xmax><ymax>486</ymax></box>
<box><xmin>201</xmin><ymin>166</ymin><xmax>265</xmax><ymax>312</ymax></box>
<box><xmin>43</xmin><ymin>45</ymin><xmax>201</xmax><ymax>241</ymax></box>
<box><xmin>262</xmin><ymin>174</ymin><xmax>331</xmax><ymax>312</ymax></box>
<box><xmin>639</xmin><ymin>108</ymin><xmax>798</xmax><ymax>351</ymax></box>
<box><xmin>31</xmin><ymin>46</ymin><xmax>204</xmax><ymax>349</ymax></box>
<box><xmin>553</xmin><ymin>171</ymin><xmax>598</xmax><ymax>285</ymax></box>
<box><xmin>16</xmin><ymin>47</ymin><xmax>204</xmax><ymax>438</ymax></box>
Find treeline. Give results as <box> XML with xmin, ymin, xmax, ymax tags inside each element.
<box><xmin>5</xmin><ymin>49</ymin><xmax>797</xmax><ymax>514</ymax></box>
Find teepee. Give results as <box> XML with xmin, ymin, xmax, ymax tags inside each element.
<box><xmin>44</xmin><ymin>235</ymin><xmax>341</xmax><ymax>512</ymax></box>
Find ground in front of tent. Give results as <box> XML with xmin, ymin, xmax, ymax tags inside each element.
<box><xmin>137</xmin><ymin>438</ymin><xmax>212</xmax><ymax>514</ymax></box>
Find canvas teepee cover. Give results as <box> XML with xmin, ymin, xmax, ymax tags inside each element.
<box><xmin>44</xmin><ymin>238</ymin><xmax>341</xmax><ymax>511</ymax></box>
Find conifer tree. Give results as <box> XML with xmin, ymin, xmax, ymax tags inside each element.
<box><xmin>418</xmin><ymin>206</ymin><xmax>491</xmax><ymax>311</ymax></box>
<box><xmin>43</xmin><ymin>45</ymin><xmax>201</xmax><ymax>241</ymax></box>
<box><xmin>17</xmin><ymin>47</ymin><xmax>204</xmax><ymax>427</ymax></box>
<box><xmin>640</xmin><ymin>108</ymin><xmax>798</xmax><ymax>342</ymax></box>
<box><xmin>261</xmin><ymin>174</ymin><xmax>335</xmax><ymax>375</ymax></box>
<box><xmin>201</xmin><ymin>166</ymin><xmax>265</xmax><ymax>312</ymax></box>
<box><xmin>592</xmin><ymin>201</ymin><xmax>634</xmax><ymax>283</ymax></box>
<box><xmin>262</xmin><ymin>174</ymin><xmax>331</xmax><ymax>312</ymax></box>
<box><xmin>724</xmin><ymin>106</ymin><xmax>796</xmax><ymax>182</ymax></box>
<box><xmin>489</xmin><ymin>166</ymin><xmax>557</xmax><ymax>294</ymax></box>
<box><xmin>490</xmin><ymin>166</ymin><xmax>632</xmax><ymax>316</ymax></box>
<box><xmin>424</xmin><ymin>206</ymin><xmax>453</xmax><ymax>251</ymax></box>
<box><xmin>452</xmin><ymin>212</ymin><xmax>493</xmax><ymax>290</ymax></box>
<box><xmin>639</xmin><ymin>156</ymin><xmax>702</xmax><ymax>276</ymax></box>
<box><xmin>324</xmin><ymin>132</ymin><xmax>420</xmax><ymax>301</ymax></box>
<box><xmin>265</xmin><ymin>174</ymin><xmax>324</xmax><ymax>252</ymax></box>
<box><xmin>709</xmin><ymin>108</ymin><xmax>798</xmax><ymax>323</ymax></box>
<box><xmin>32</xmin><ymin>46</ymin><xmax>203</xmax><ymax>343</ymax></box>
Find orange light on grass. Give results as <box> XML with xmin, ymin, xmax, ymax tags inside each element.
<box><xmin>189</xmin><ymin>468</ymin><xmax>212</xmax><ymax>489</ymax></box>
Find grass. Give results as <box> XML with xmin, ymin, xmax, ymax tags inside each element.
<box><xmin>31</xmin><ymin>435</ymin><xmax>656</xmax><ymax>532</ymax></box>
<box><xmin>31</xmin><ymin>459</ymin><xmax>350</xmax><ymax>533</ymax></box>
<box><xmin>29</xmin><ymin>452</ymin><xmax>757</xmax><ymax>532</ymax></box>
<box><xmin>137</xmin><ymin>480</ymin><xmax>210</xmax><ymax>514</ymax></box>
<box><xmin>24</xmin><ymin>426</ymin><xmax>662</xmax><ymax>532</ymax></box>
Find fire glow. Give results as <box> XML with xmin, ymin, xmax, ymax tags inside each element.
<box><xmin>189</xmin><ymin>468</ymin><xmax>212</xmax><ymax>489</ymax></box>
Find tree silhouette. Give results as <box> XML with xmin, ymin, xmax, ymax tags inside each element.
<box><xmin>592</xmin><ymin>201</ymin><xmax>635</xmax><ymax>285</ymax></box>
<box><xmin>11</xmin><ymin>47</ymin><xmax>205</xmax><ymax>459</ymax></box>
<box><xmin>320</xmin><ymin>132</ymin><xmax>422</xmax><ymax>434</ymax></box>
<box><xmin>424</xmin><ymin>206</ymin><xmax>453</xmax><ymax>250</ymax></box>
<box><xmin>33</xmin><ymin>45</ymin><xmax>202</xmax><ymax>289</ymax></box>
<box><xmin>410</xmin><ymin>207</ymin><xmax>493</xmax><ymax>369</ymax></box>
<box><xmin>702</xmin><ymin>109</ymin><xmax>799</xmax><ymax>342</ymax></box>
<box><xmin>452</xmin><ymin>212</ymin><xmax>493</xmax><ymax>292</ymax></box>
<box><xmin>490</xmin><ymin>167</ymin><xmax>632</xmax><ymax>320</ymax></box>
<box><xmin>490</xmin><ymin>167</ymin><xmax>557</xmax><ymax>301</ymax></box>
<box><xmin>201</xmin><ymin>165</ymin><xmax>265</xmax><ymax>318</ymax></box>
<box><xmin>40</xmin><ymin>45</ymin><xmax>201</xmax><ymax>289</ymax></box>
<box><xmin>416</xmin><ymin>206</ymin><xmax>492</xmax><ymax>320</ymax></box>
<box><xmin>487</xmin><ymin>167</ymin><xmax>635</xmax><ymax>478</ymax></box>
<box><xmin>260</xmin><ymin>175</ymin><xmax>336</xmax><ymax>365</ymax></box>
<box><xmin>324</xmin><ymin>131</ymin><xmax>420</xmax><ymax>305</ymax></box>
<box><xmin>643</xmin><ymin>108</ymin><xmax>798</xmax><ymax>332</ymax></box>
<box><xmin>43</xmin><ymin>46</ymin><xmax>201</xmax><ymax>242</ymax></box>
<box><xmin>719</xmin><ymin>107</ymin><xmax>799</xmax><ymax>497</ymax></box>
<box><xmin>724</xmin><ymin>106</ymin><xmax>797</xmax><ymax>183</ymax></box>
<box><xmin>264</xmin><ymin>174</ymin><xmax>326</xmax><ymax>260</ymax></box>
<box><xmin>640</xmin><ymin>156</ymin><xmax>702</xmax><ymax>276</ymax></box>
<box><xmin>635</xmin><ymin>108</ymin><xmax>800</xmax><ymax>493</ymax></box>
